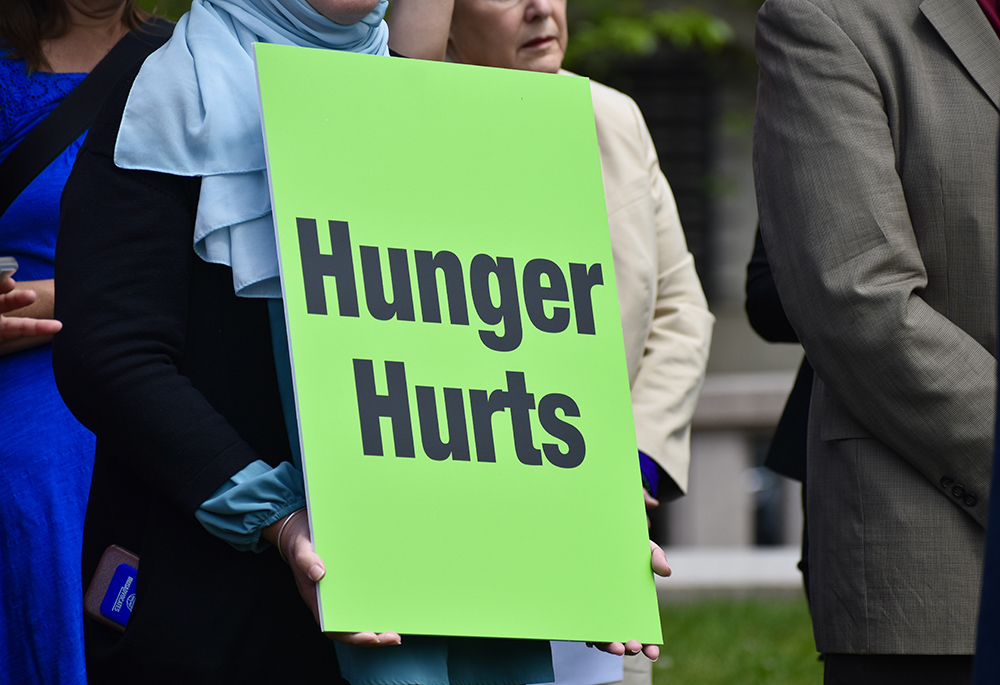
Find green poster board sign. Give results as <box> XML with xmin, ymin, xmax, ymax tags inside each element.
<box><xmin>256</xmin><ymin>43</ymin><xmax>661</xmax><ymax>644</ymax></box>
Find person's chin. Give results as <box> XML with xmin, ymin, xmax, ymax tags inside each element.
<box><xmin>517</xmin><ymin>51</ymin><xmax>563</xmax><ymax>74</ymax></box>
<box><xmin>313</xmin><ymin>0</ymin><xmax>381</xmax><ymax>25</ymax></box>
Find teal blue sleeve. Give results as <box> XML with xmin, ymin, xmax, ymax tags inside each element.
<box><xmin>195</xmin><ymin>299</ymin><xmax>307</xmax><ymax>552</ymax></box>
<box><xmin>194</xmin><ymin>460</ymin><xmax>305</xmax><ymax>552</ymax></box>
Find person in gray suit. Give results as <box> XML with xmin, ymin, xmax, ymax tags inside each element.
<box><xmin>753</xmin><ymin>0</ymin><xmax>999</xmax><ymax>682</ymax></box>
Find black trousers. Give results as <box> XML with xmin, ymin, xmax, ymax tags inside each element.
<box><xmin>824</xmin><ymin>654</ymin><xmax>973</xmax><ymax>685</ymax></box>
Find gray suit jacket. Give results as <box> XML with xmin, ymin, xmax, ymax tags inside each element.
<box><xmin>754</xmin><ymin>0</ymin><xmax>998</xmax><ymax>654</ymax></box>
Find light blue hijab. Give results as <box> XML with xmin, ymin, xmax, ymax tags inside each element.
<box><xmin>115</xmin><ymin>0</ymin><xmax>389</xmax><ymax>297</ymax></box>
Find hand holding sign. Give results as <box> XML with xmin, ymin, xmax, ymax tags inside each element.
<box><xmin>264</xmin><ymin>509</ymin><xmax>404</xmax><ymax>646</ymax></box>
<box><xmin>590</xmin><ymin>541</ymin><xmax>669</xmax><ymax>660</ymax></box>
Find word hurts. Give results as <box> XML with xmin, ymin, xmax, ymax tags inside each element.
<box><xmin>354</xmin><ymin>359</ymin><xmax>586</xmax><ymax>468</ymax></box>
<box><xmin>297</xmin><ymin>218</ymin><xmax>605</xmax><ymax>352</ymax></box>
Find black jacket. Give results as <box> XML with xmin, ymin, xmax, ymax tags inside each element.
<box><xmin>54</xmin><ymin>61</ymin><xmax>345</xmax><ymax>684</ymax></box>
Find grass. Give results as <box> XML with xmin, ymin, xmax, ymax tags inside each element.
<box><xmin>654</xmin><ymin>593</ymin><xmax>822</xmax><ymax>685</ymax></box>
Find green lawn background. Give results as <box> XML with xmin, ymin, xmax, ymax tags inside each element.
<box><xmin>655</xmin><ymin>594</ymin><xmax>821</xmax><ymax>685</ymax></box>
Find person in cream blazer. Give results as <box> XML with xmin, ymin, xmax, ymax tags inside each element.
<box><xmin>588</xmin><ymin>76</ymin><xmax>714</xmax><ymax>505</ymax></box>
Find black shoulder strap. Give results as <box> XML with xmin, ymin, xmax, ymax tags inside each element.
<box><xmin>0</xmin><ymin>16</ymin><xmax>173</xmax><ymax>217</ymax></box>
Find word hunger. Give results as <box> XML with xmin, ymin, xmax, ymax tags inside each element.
<box><xmin>296</xmin><ymin>218</ymin><xmax>606</xmax><ymax>352</ymax></box>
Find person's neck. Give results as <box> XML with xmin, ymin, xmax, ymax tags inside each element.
<box><xmin>40</xmin><ymin>0</ymin><xmax>131</xmax><ymax>73</ymax></box>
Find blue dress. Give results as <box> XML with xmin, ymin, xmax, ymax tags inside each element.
<box><xmin>0</xmin><ymin>58</ymin><xmax>94</xmax><ymax>685</ymax></box>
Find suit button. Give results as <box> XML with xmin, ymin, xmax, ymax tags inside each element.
<box><xmin>941</xmin><ymin>477</ymin><xmax>954</xmax><ymax>488</ymax></box>
<box><xmin>952</xmin><ymin>485</ymin><xmax>965</xmax><ymax>498</ymax></box>
<box><xmin>965</xmin><ymin>494</ymin><xmax>978</xmax><ymax>507</ymax></box>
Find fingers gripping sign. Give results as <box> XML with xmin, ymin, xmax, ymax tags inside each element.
<box><xmin>263</xmin><ymin>509</ymin><xmax>402</xmax><ymax>646</ymax></box>
<box><xmin>588</xmin><ymin>541</ymin><xmax>670</xmax><ymax>661</ymax></box>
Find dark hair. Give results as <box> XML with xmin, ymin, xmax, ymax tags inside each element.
<box><xmin>0</xmin><ymin>0</ymin><xmax>146</xmax><ymax>72</ymax></box>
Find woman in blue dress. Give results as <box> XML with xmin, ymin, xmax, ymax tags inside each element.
<box><xmin>0</xmin><ymin>2</ymin><xmax>147</xmax><ymax>682</ymax></box>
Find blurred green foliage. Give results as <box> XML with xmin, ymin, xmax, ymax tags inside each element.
<box><xmin>136</xmin><ymin>0</ymin><xmax>191</xmax><ymax>21</ymax></box>
<box><xmin>565</xmin><ymin>2</ymin><xmax>735</xmax><ymax>68</ymax></box>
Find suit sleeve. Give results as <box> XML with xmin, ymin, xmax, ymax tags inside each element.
<box><xmin>624</xmin><ymin>97</ymin><xmax>714</xmax><ymax>498</ymax></box>
<box><xmin>754</xmin><ymin>0</ymin><xmax>994</xmax><ymax>525</ymax></box>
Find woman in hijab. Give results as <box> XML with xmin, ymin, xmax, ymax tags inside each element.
<box><xmin>53</xmin><ymin>1</ymin><xmax>400</xmax><ymax>682</ymax></box>
<box><xmin>53</xmin><ymin>0</ymin><xmax>563</xmax><ymax>683</ymax></box>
